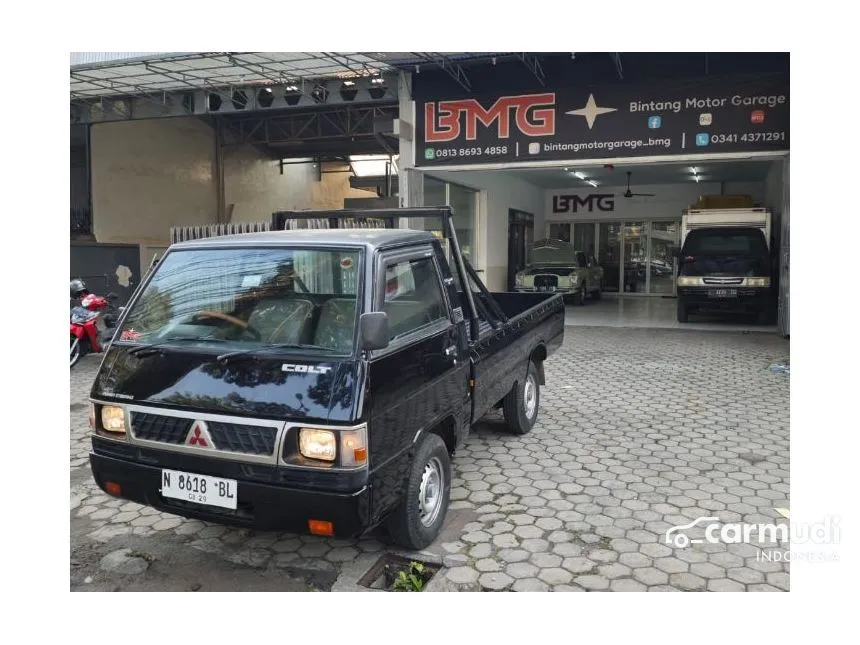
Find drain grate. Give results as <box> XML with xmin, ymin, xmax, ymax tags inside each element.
<box><xmin>357</xmin><ymin>554</ymin><xmax>441</xmax><ymax>591</ymax></box>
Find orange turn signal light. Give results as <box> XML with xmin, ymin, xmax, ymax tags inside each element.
<box><xmin>105</xmin><ymin>481</ymin><xmax>122</xmax><ymax>497</ymax></box>
<box><xmin>308</xmin><ymin>520</ymin><xmax>334</xmax><ymax>537</ymax></box>
<box><xmin>354</xmin><ymin>447</ymin><xmax>367</xmax><ymax>463</ymax></box>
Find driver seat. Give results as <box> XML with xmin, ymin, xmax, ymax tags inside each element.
<box><xmin>314</xmin><ymin>298</ymin><xmax>356</xmax><ymax>352</ymax></box>
<box><xmin>247</xmin><ymin>299</ymin><xmax>314</xmax><ymax>344</ymax></box>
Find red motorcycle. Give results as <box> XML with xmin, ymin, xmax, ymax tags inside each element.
<box><xmin>70</xmin><ymin>279</ymin><xmax>120</xmax><ymax>368</ymax></box>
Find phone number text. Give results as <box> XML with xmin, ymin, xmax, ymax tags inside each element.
<box><xmin>709</xmin><ymin>132</ymin><xmax>786</xmax><ymax>144</ymax></box>
<box><xmin>430</xmin><ymin>146</ymin><xmax>509</xmax><ymax>159</ymax></box>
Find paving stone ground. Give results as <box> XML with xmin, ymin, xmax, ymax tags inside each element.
<box><xmin>70</xmin><ymin>326</ymin><xmax>790</xmax><ymax>591</ymax></box>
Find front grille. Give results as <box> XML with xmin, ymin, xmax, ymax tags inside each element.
<box><xmin>207</xmin><ymin>422</ymin><xmax>277</xmax><ymax>455</ymax></box>
<box><xmin>702</xmin><ymin>277</ymin><xmax>743</xmax><ymax>285</ymax></box>
<box><xmin>534</xmin><ymin>275</ymin><xmax>558</xmax><ymax>289</ymax></box>
<box><xmin>131</xmin><ymin>413</ymin><xmax>192</xmax><ymax>444</ymax></box>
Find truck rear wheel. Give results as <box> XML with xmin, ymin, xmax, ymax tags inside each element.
<box><xmin>386</xmin><ymin>433</ymin><xmax>451</xmax><ymax>551</ymax></box>
<box><xmin>503</xmin><ymin>360</ymin><xmax>540</xmax><ymax>435</ymax></box>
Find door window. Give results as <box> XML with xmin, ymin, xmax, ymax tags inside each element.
<box><xmin>382</xmin><ymin>257</ymin><xmax>447</xmax><ymax>341</ymax></box>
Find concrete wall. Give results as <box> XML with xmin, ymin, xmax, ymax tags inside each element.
<box><xmin>90</xmin><ymin>117</ymin><xmax>218</xmax><ymax>267</ymax></box>
<box><xmin>425</xmin><ymin>170</ymin><xmax>544</xmax><ymax>291</ymax></box>
<box><xmin>90</xmin><ymin>116</ymin><xmax>372</xmax><ymax>270</ymax></box>
<box><xmin>224</xmin><ymin>151</ymin><xmax>370</xmax><ymax>222</ymax></box>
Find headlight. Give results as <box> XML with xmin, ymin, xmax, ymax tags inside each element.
<box><xmin>746</xmin><ymin>277</ymin><xmax>771</xmax><ymax>287</ymax></box>
<box><xmin>100</xmin><ymin>406</ymin><xmax>126</xmax><ymax>434</ymax></box>
<box><xmin>299</xmin><ymin>428</ymin><xmax>336</xmax><ymax>462</ymax></box>
<box><xmin>568</xmin><ymin>273</ymin><xmax>579</xmax><ymax>285</ymax></box>
<box><xmin>515</xmin><ymin>274</ymin><xmax>525</xmax><ymax>287</ymax></box>
<box><xmin>677</xmin><ymin>276</ymin><xmax>701</xmax><ymax>287</ymax></box>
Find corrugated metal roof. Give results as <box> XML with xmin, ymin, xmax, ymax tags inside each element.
<box><xmin>69</xmin><ymin>52</ymin><xmax>512</xmax><ymax>100</ymax></box>
<box><xmin>70</xmin><ymin>52</ymin><xmax>173</xmax><ymax>67</ymax></box>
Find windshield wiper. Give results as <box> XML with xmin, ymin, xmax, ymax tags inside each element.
<box><xmin>216</xmin><ymin>343</ymin><xmax>330</xmax><ymax>363</ymax></box>
<box><xmin>126</xmin><ymin>336</ymin><xmax>228</xmax><ymax>357</ymax></box>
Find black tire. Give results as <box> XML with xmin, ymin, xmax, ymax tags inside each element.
<box><xmin>503</xmin><ymin>359</ymin><xmax>540</xmax><ymax>435</ymax></box>
<box><xmin>677</xmin><ymin>300</ymin><xmax>689</xmax><ymax>323</ymax></box>
<box><xmin>756</xmin><ymin>309</ymin><xmax>770</xmax><ymax>325</ymax></box>
<box><xmin>386</xmin><ymin>433</ymin><xmax>451</xmax><ymax>551</ymax></box>
<box><xmin>70</xmin><ymin>334</ymin><xmax>85</xmax><ymax>368</ymax></box>
<box><xmin>592</xmin><ymin>284</ymin><xmax>602</xmax><ymax>301</ymax></box>
<box><xmin>573</xmin><ymin>283</ymin><xmax>587</xmax><ymax>306</ymax></box>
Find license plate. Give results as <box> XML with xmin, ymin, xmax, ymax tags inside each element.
<box><xmin>161</xmin><ymin>469</ymin><xmax>237</xmax><ymax>510</ymax></box>
<box><xmin>708</xmin><ymin>288</ymin><xmax>737</xmax><ymax>298</ymax></box>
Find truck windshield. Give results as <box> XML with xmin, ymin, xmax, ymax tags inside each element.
<box><xmin>681</xmin><ymin>229</ymin><xmax>769</xmax><ymax>277</ymax></box>
<box><xmin>119</xmin><ymin>247</ymin><xmax>363</xmax><ymax>355</ymax></box>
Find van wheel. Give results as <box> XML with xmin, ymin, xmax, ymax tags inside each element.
<box><xmin>386</xmin><ymin>433</ymin><xmax>451</xmax><ymax>551</ymax></box>
<box><xmin>756</xmin><ymin>309</ymin><xmax>770</xmax><ymax>325</ymax></box>
<box><xmin>503</xmin><ymin>360</ymin><xmax>540</xmax><ymax>435</ymax></box>
<box><xmin>677</xmin><ymin>300</ymin><xmax>689</xmax><ymax>323</ymax></box>
<box><xmin>573</xmin><ymin>283</ymin><xmax>587</xmax><ymax>306</ymax></box>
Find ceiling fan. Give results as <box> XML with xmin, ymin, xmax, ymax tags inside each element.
<box><xmin>623</xmin><ymin>171</ymin><xmax>656</xmax><ymax>198</ymax></box>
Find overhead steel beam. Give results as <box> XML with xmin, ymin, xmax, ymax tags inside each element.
<box><xmin>517</xmin><ymin>53</ymin><xmax>545</xmax><ymax>85</ymax></box>
<box><xmin>412</xmin><ymin>52</ymin><xmax>471</xmax><ymax>91</ymax></box>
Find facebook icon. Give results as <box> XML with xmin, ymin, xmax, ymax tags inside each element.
<box><xmin>695</xmin><ymin>133</ymin><xmax>710</xmax><ymax>146</ymax></box>
<box><xmin>648</xmin><ymin>116</ymin><xmax>662</xmax><ymax>129</ymax></box>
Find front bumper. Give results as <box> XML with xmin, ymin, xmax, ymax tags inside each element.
<box><xmin>89</xmin><ymin>439</ymin><xmax>371</xmax><ymax>536</ymax></box>
<box><xmin>515</xmin><ymin>285</ymin><xmax>575</xmax><ymax>293</ymax></box>
<box><xmin>678</xmin><ymin>286</ymin><xmax>773</xmax><ymax>313</ymax></box>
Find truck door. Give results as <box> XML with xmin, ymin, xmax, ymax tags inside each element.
<box><xmin>366</xmin><ymin>246</ymin><xmax>469</xmax><ymax>516</ymax></box>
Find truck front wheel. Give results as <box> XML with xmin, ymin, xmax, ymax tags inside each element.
<box><xmin>386</xmin><ymin>433</ymin><xmax>451</xmax><ymax>550</ymax></box>
<box><xmin>503</xmin><ymin>360</ymin><xmax>540</xmax><ymax>435</ymax></box>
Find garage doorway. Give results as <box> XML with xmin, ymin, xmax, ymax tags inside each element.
<box><xmin>507</xmin><ymin>209</ymin><xmax>534</xmax><ymax>291</ymax></box>
<box><xmin>548</xmin><ymin>219</ymin><xmax>680</xmax><ymax>294</ymax></box>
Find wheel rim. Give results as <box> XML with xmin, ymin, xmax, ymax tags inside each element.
<box><xmin>418</xmin><ymin>457</ymin><xmax>444</xmax><ymax>527</ymax></box>
<box><xmin>70</xmin><ymin>337</ymin><xmax>81</xmax><ymax>366</ymax></box>
<box><xmin>523</xmin><ymin>373</ymin><xmax>537</xmax><ymax>419</ymax></box>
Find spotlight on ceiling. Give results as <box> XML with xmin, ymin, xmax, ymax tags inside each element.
<box><xmin>284</xmin><ymin>84</ymin><xmax>302</xmax><ymax>106</ymax></box>
<box><xmin>208</xmin><ymin>93</ymin><xmax>222</xmax><ymax>112</ymax></box>
<box><xmin>231</xmin><ymin>89</ymin><xmax>248</xmax><ymax>110</ymax></box>
<box><xmin>369</xmin><ymin>76</ymin><xmax>387</xmax><ymax>99</ymax></box>
<box><xmin>339</xmin><ymin>80</ymin><xmax>358</xmax><ymax>101</ymax></box>
<box><xmin>257</xmin><ymin>87</ymin><xmax>274</xmax><ymax>108</ymax></box>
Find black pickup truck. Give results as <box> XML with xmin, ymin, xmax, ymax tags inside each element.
<box><xmin>87</xmin><ymin>207</ymin><xmax>564</xmax><ymax>550</ymax></box>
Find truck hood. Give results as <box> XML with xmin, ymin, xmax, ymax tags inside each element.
<box><xmin>90</xmin><ymin>345</ymin><xmax>364</xmax><ymax>423</ymax></box>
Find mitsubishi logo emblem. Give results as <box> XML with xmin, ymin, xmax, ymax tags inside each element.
<box><xmin>186</xmin><ymin>420</ymin><xmax>213</xmax><ymax>449</ymax></box>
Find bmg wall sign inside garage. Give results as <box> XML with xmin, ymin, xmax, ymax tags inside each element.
<box><xmin>415</xmin><ymin>74</ymin><xmax>789</xmax><ymax>166</ymax></box>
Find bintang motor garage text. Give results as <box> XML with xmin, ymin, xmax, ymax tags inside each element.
<box><xmin>630</xmin><ymin>94</ymin><xmax>787</xmax><ymax>114</ymax></box>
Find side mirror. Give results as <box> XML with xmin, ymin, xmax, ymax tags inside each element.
<box><xmin>359</xmin><ymin>312</ymin><xmax>390</xmax><ymax>351</ymax></box>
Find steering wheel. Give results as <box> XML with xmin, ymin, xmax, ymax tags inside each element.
<box><xmin>191</xmin><ymin>310</ymin><xmax>262</xmax><ymax>341</ymax></box>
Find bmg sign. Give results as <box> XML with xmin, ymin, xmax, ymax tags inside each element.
<box><xmin>552</xmin><ymin>194</ymin><xmax>616</xmax><ymax>214</ymax></box>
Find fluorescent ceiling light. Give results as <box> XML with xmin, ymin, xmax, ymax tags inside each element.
<box><xmin>571</xmin><ymin>171</ymin><xmax>586</xmax><ymax>180</ymax></box>
<box><xmin>587</xmin><ymin>180</ymin><xmax>599</xmax><ymax>188</ymax></box>
<box><xmin>349</xmin><ymin>154</ymin><xmax>399</xmax><ymax>177</ymax></box>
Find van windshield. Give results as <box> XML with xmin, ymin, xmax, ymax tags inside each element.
<box><xmin>119</xmin><ymin>247</ymin><xmax>362</xmax><ymax>355</ymax></box>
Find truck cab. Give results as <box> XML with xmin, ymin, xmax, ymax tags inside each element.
<box><xmin>88</xmin><ymin>208</ymin><xmax>564</xmax><ymax>550</ymax></box>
